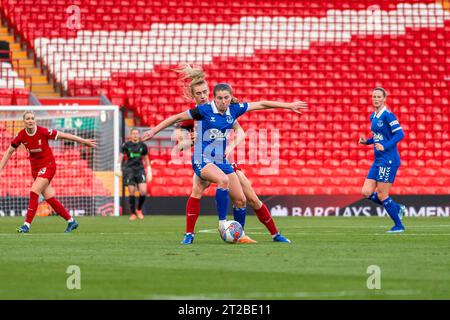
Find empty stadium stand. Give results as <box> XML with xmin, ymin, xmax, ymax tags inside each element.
<box><xmin>1</xmin><ymin>0</ymin><xmax>449</xmax><ymax>195</ymax></box>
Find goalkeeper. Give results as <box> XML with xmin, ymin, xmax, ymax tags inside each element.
<box><xmin>116</xmin><ymin>128</ymin><xmax>152</xmax><ymax>220</ymax></box>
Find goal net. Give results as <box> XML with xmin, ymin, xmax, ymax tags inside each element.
<box><xmin>0</xmin><ymin>106</ymin><xmax>120</xmax><ymax>217</ymax></box>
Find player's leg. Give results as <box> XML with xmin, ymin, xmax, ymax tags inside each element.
<box><xmin>377</xmin><ymin>182</ymin><xmax>405</xmax><ymax>233</ymax></box>
<box><xmin>375</xmin><ymin>166</ymin><xmax>405</xmax><ymax>233</ymax></box>
<box><xmin>362</xmin><ymin>165</ymin><xmax>383</xmax><ymax>205</ymax></box>
<box><xmin>227</xmin><ymin>171</ymin><xmax>246</xmax><ymax>227</ymax></box>
<box><xmin>227</xmin><ymin>172</ymin><xmax>257</xmax><ymax>244</ymax></box>
<box><xmin>17</xmin><ymin>177</ymin><xmax>49</xmax><ymax>233</ymax></box>
<box><xmin>135</xmin><ymin>169</ymin><xmax>148</xmax><ymax>219</ymax></box>
<box><xmin>182</xmin><ymin>175</ymin><xmax>210</xmax><ymax>244</ymax></box>
<box><xmin>127</xmin><ymin>184</ymin><xmax>137</xmax><ymax>220</ymax></box>
<box><xmin>136</xmin><ymin>183</ymin><xmax>147</xmax><ymax>219</ymax></box>
<box><xmin>42</xmin><ymin>185</ymin><xmax>78</xmax><ymax>233</ymax></box>
<box><xmin>236</xmin><ymin>170</ymin><xmax>289</xmax><ymax>243</ymax></box>
<box><xmin>199</xmin><ymin>163</ymin><xmax>230</xmax><ymax>226</ymax></box>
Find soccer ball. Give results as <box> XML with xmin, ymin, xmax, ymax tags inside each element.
<box><xmin>220</xmin><ymin>220</ymin><xmax>243</xmax><ymax>243</ymax></box>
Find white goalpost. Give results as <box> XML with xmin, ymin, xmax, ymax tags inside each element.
<box><xmin>0</xmin><ymin>105</ymin><xmax>120</xmax><ymax>217</ymax></box>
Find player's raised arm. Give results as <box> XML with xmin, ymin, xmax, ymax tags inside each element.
<box><xmin>247</xmin><ymin>100</ymin><xmax>308</xmax><ymax>114</ymax></box>
<box><xmin>0</xmin><ymin>146</ymin><xmax>17</xmax><ymax>173</ymax></box>
<box><xmin>142</xmin><ymin>111</ymin><xmax>193</xmax><ymax>141</ymax></box>
<box><xmin>58</xmin><ymin>132</ymin><xmax>97</xmax><ymax>148</ymax></box>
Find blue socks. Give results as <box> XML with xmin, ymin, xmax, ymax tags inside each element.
<box><xmin>368</xmin><ymin>192</ymin><xmax>383</xmax><ymax>205</ymax></box>
<box><xmin>382</xmin><ymin>197</ymin><xmax>403</xmax><ymax>227</ymax></box>
<box><xmin>215</xmin><ymin>188</ymin><xmax>229</xmax><ymax>221</ymax></box>
<box><xmin>215</xmin><ymin>188</ymin><xmax>247</xmax><ymax>229</ymax></box>
<box><xmin>233</xmin><ymin>207</ymin><xmax>246</xmax><ymax>230</ymax></box>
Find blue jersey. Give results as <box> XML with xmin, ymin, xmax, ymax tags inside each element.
<box><xmin>187</xmin><ymin>101</ymin><xmax>249</xmax><ymax>165</ymax></box>
<box><xmin>370</xmin><ymin>106</ymin><xmax>404</xmax><ymax>166</ymax></box>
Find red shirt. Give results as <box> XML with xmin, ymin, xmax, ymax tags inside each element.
<box><xmin>11</xmin><ymin>126</ymin><xmax>58</xmax><ymax>170</ymax></box>
<box><xmin>179</xmin><ymin>119</ymin><xmax>195</xmax><ymax>132</ymax></box>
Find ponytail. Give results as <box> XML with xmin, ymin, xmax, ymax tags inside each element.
<box><xmin>174</xmin><ymin>64</ymin><xmax>207</xmax><ymax>101</ymax></box>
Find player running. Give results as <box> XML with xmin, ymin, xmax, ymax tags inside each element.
<box><xmin>116</xmin><ymin>128</ymin><xmax>152</xmax><ymax>220</ymax></box>
<box><xmin>143</xmin><ymin>81</ymin><xmax>307</xmax><ymax>243</ymax></box>
<box><xmin>0</xmin><ymin>110</ymin><xmax>97</xmax><ymax>233</ymax></box>
<box><xmin>359</xmin><ymin>87</ymin><xmax>406</xmax><ymax>233</ymax></box>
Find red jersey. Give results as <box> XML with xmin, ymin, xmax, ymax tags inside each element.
<box><xmin>179</xmin><ymin>119</ymin><xmax>195</xmax><ymax>132</ymax></box>
<box><xmin>11</xmin><ymin>126</ymin><xmax>58</xmax><ymax>171</ymax></box>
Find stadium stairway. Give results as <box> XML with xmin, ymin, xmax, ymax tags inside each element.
<box><xmin>0</xmin><ymin>25</ymin><xmax>58</xmax><ymax>98</ymax></box>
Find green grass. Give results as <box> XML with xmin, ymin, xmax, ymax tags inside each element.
<box><xmin>1</xmin><ymin>216</ymin><xmax>450</xmax><ymax>299</ymax></box>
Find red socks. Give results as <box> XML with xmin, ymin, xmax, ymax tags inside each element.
<box><xmin>25</xmin><ymin>191</ymin><xmax>39</xmax><ymax>224</ymax></box>
<box><xmin>254</xmin><ymin>203</ymin><xmax>278</xmax><ymax>236</ymax></box>
<box><xmin>46</xmin><ymin>197</ymin><xmax>72</xmax><ymax>221</ymax></box>
<box><xmin>186</xmin><ymin>197</ymin><xmax>200</xmax><ymax>234</ymax></box>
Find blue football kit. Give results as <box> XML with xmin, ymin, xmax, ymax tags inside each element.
<box><xmin>187</xmin><ymin>101</ymin><xmax>249</xmax><ymax>177</ymax></box>
<box><xmin>366</xmin><ymin>106</ymin><xmax>404</xmax><ymax>183</ymax></box>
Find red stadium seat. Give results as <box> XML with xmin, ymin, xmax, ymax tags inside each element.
<box><xmin>1</xmin><ymin>0</ymin><xmax>447</xmax><ymax>195</ymax></box>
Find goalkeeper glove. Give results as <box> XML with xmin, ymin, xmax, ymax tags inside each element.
<box><xmin>115</xmin><ymin>164</ymin><xmax>122</xmax><ymax>177</ymax></box>
<box><xmin>146</xmin><ymin>166</ymin><xmax>152</xmax><ymax>182</ymax></box>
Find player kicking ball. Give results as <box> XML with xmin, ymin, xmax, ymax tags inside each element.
<box><xmin>0</xmin><ymin>111</ymin><xmax>96</xmax><ymax>233</ymax></box>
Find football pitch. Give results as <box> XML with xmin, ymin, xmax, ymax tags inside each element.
<box><xmin>1</xmin><ymin>216</ymin><xmax>449</xmax><ymax>300</ymax></box>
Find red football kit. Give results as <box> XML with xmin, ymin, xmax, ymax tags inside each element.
<box><xmin>11</xmin><ymin>126</ymin><xmax>58</xmax><ymax>181</ymax></box>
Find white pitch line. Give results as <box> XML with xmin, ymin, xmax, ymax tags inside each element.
<box><xmin>148</xmin><ymin>289</ymin><xmax>422</xmax><ymax>300</ymax></box>
<box><xmin>0</xmin><ymin>232</ymin><xmax>148</xmax><ymax>236</ymax></box>
<box><xmin>198</xmin><ymin>229</ymin><xmax>450</xmax><ymax>236</ymax></box>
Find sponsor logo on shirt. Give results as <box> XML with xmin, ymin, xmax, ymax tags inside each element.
<box><xmin>208</xmin><ymin>128</ymin><xmax>229</xmax><ymax>140</ymax></box>
<box><xmin>210</xmin><ymin>116</ymin><xmax>216</xmax><ymax>122</ymax></box>
<box><xmin>38</xmin><ymin>167</ymin><xmax>47</xmax><ymax>175</ymax></box>
<box><xmin>29</xmin><ymin>148</ymin><xmax>43</xmax><ymax>153</ymax></box>
<box><xmin>129</xmin><ymin>152</ymin><xmax>142</xmax><ymax>158</ymax></box>
<box><xmin>373</xmin><ymin>133</ymin><xmax>384</xmax><ymax>142</ymax></box>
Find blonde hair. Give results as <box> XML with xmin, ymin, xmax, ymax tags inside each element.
<box><xmin>174</xmin><ymin>64</ymin><xmax>208</xmax><ymax>101</ymax></box>
<box><xmin>22</xmin><ymin>110</ymin><xmax>35</xmax><ymax>120</ymax></box>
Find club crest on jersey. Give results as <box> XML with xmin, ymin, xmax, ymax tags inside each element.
<box><xmin>38</xmin><ymin>139</ymin><xmax>42</xmax><ymax>145</ymax></box>
<box><xmin>226</xmin><ymin>115</ymin><xmax>234</xmax><ymax>124</ymax></box>
<box><xmin>377</xmin><ymin>120</ymin><xmax>384</xmax><ymax>127</ymax></box>
<box><xmin>38</xmin><ymin>167</ymin><xmax>47</xmax><ymax>175</ymax></box>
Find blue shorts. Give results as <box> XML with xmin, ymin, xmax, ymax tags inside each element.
<box><xmin>192</xmin><ymin>157</ymin><xmax>234</xmax><ymax>178</ymax></box>
<box><xmin>367</xmin><ymin>164</ymin><xmax>399</xmax><ymax>183</ymax></box>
